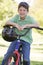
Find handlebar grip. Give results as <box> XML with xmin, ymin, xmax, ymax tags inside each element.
<box><xmin>3</xmin><ymin>25</ymin><xmax>16</xmax><ymax>28</ymax></box>
<box><xmin>31</xmin><ymin>27</ymin><xmax>43</xmax><ymax>30</ymax></box>
<box><xmin>3</xmin><ymin>25</ymin><xmax>43</xmax><ymax>37</ymax></box>
<box><xmin>24</xmin><ymin>27</ymin><xmax>43</xmax><ymax>30</ymax></box>
<box><xmin>36</xmin><ymin>27</ymin><xmax>43</xmax><ymax>30</ymax></box>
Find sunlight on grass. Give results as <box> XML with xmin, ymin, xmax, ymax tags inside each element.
<box><xmin>0</xmin><ymin>44</ymin><xmax>7</xmax><ymax>47</ymax></box>
<box><xmin>32</xmin><ymin>30</ymin><xmax>43</xmax><ymax>44</ymax></box>
<box><xmin>31</xmin><ymin>61</ymin><xmax>43</xmax><ymax>65</ymax></box>
<box><xmin>0</xmin><ymin>57</ymin><xmax>3</xmax><ymax>65</ymax></box>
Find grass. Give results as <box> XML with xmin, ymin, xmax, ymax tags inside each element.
<box><xmin>0</xmin><ymin>44</ymin><xmax>7</xmax><ymax>47</ymax></box>
<box><xmin>0</xmin><ymin>57</ymin><xmax>3</xmax><ymax>65</ymax></box>
<box><xmin>31</xmin><ymin>61</ymin><xmax>43</xmax><ymax>65</ymax></box>
<box><xmin>31</xmin><ymin>44</ymin><xmax>43</xmax><ymax>51</ymax></box>
<box><xmin>34</xmin><ymin>48</ymin><xmax>43</xmax><ymax>50</ymax></box>
<box><xmin>0</xmin><ymin>57</ymin><xmax>43</xmax><ymax>65</ymax></box>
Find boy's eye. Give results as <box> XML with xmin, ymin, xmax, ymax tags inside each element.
<box><xmin>20</xmin><ymin>9</ymin><xmax>26</xmax><ymax>11</ymax></box>
<box><xmin>20</xmin><ymin>9</ymin><xmax>22</xmax><ymax>11</ymax></box>
<box><xmin>23</xmin><ymin>10</ymin><xmax>26</xmax><ymax>11</ymax></box>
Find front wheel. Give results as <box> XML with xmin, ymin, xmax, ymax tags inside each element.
<box><xmin>3</xmin><ymin>53</ymin><xmax>16</xmax><ymax>65</ymax></box>
<box><xmin>3</xmin><ymin>53</ymin><xmax>21</xmax><ymax>65</ymax></box>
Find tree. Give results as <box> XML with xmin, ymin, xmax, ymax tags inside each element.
<box><xmin>29</xmin><ymin>0</ymin><xmax>43</xmax><ymax>34</ymax></box>
<box><xmin>0</xmin><ymin>0</ymin><xmax>17</xmax><ymax>20</ymax></box>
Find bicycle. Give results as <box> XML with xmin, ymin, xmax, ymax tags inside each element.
<box><xmin>2</xmin><ymin>25</ymin><xmax>43</xmax><ymax>65</ymax></box>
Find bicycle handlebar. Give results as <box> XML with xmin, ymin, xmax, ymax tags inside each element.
<box><xmin>4</xmin><ymin>25</ymin><xmax>43</xmax><ymax>37</ymax></box>
<box><xmin>4</xmin><ymin>25</ymin><xmax>43</xmax><ymax>30</ymax></box>
<box><xmin>16</xmin><ymin>27</ymin><xmax>43</xmax><ymax>37</ymax></box>
<box><xmin>29</xmin><ymin>27</ymin><xmax>43</xmax><ymax>30</ymax></box>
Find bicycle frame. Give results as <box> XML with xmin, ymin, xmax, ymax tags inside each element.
<box><xmin>7</xmin><ymin>39</ymin><xmax>23</xmax><ymax>65</ymax></box>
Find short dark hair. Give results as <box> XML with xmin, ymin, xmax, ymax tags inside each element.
<box><xmin>18</xmin><ymin>2</ymin><xmax>29</xmax><ymax>12</ymax></box>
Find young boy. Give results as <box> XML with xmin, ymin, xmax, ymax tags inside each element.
<box><xmin>2</xmin><ymin>2</ymin><xmax>39</xmax><ymax>65</ymax></box>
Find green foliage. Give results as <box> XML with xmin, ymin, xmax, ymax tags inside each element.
<box><xmin>29</xmin><ymin>0</ymin><xmax>43</xmax><ymax>35</ymax></box>
<box><xmin>0</xmin><ymin>0</ymin><xmax>18</xmax><ymax>27</ymax></box>
<box><xmin>0</xmin><ymin>0</ymin><xmax>3</xmax><ymax>2</ymax></box>
<box><xmin>0</xmin><ymin>0</ymin><xmax>17</xmax><ymax>20</ymax></box>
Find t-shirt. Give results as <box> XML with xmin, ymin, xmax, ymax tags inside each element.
<box><xmin>9</xmin><ymin>14</ymin><xmax>37</xmax><ymax>44</ymax></box>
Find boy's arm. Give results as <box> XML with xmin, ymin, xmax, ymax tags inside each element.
<box><xmin>5</xmin><ymin>21</ymin><xmax>21</xmax><ymax>31</ymax></box>
<box><xmin>5</xmin><ymin>21</ymin><xmax>18</xmax><ymax>27</ymax></box>
<box><xmin>22</xmin><ymin>23</ymin><xmax>39</xmax><ymax>29</ymax></box>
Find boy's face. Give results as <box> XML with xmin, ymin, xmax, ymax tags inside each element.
<box><xmin>18</xmin><ymin>6</ymin><xmax>28</xmax><ymax>19</ymax></box>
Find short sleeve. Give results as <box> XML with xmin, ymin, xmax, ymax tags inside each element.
<box><xmin>30</xmin><ymin>17</ymin><xmax>38</xmax><ymax>24</ymax></box>
<box><xmin>8</xmin><ymin>15</ymin><xmax>18</xmax><ymax>23</ymax></box>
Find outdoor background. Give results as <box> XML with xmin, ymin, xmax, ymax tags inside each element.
<box><xmin>0</xmin><ymin>0</ymin><xmax>43</xmax><ymax>65</ymax></box>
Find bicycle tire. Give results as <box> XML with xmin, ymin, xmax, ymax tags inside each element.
<box><xmin>3</xmin><ymin>53</ymin><xmax>16</xmax><ymax>65</ymax></box>
<box><xmin>3</xmin><ymin>54</ymin><xmax>22</xmax><ymax>65</ymax></box>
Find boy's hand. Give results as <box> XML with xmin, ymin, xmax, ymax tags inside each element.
<box><xmin>15</xmin><ymin>24</ymin><xmax>24</xmax><ymax>31</ymax></box>
<box><xmin>22</xmin><ymin>24</ymin><xmax>28</xmax><ymax>29</ymax></box>
<box><xmin>15</xmin><ymin>24</ymin><xmax>21</xmax><ymax>31</ymax></box>
<box><xmin>17</xmin><ymin>24</ymin><xmax>29</xmax><ymax>31</ymax></box>
<box><xmin>16</xmin><ymin>24</ymin><xmax>32</xmax><ymax>31</ymax></box>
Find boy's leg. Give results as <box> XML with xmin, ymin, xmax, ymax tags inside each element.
<box><xmin>22</xmin><ymin>40</ymin><xmax>30</xmax><ymax>65</ymax></box>
<box><xmin>1</xmin><ymin>40</ymin><xmax>17</xmax><ymax>65</ymax></box>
